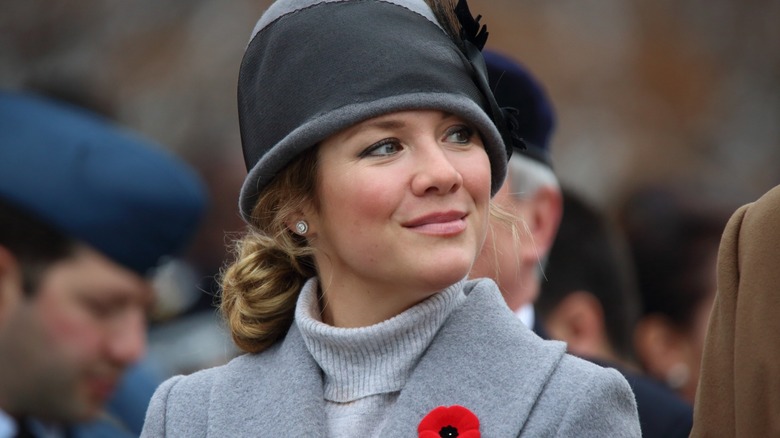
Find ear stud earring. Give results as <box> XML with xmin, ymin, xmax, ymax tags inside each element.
<box><xmin>295</xmin><ymin>220</ymin><xmax>309</xmax><ymax>235</ymax></box>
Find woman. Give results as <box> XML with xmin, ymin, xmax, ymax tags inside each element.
<box><xmin>141</xmin><ymin>0</ymin><xmax>640</xmax><ymax>436</ymax></box>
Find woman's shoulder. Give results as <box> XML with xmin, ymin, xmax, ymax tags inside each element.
<box><xmin>157</xmin><ymin>346</ymin><xmax>281</xmax><ymax>397</ymax></box>
<box><xmin>456</xmin><ymin>278</ymin><xmax>640</xmax><ymax>435</ymax></box>
<box><xmin>526</xmin><ymin>354</ymin><xmax>640</xmax><ymax>435</ymax></box>
<box><xmin>554</xmin><ymin>353</ymin><xmax>631</xmax><ymax>386</ymax></box>
<box><xmin>141</xmin><ymin>349</ymin><xmax>283</xmax><ymax>437</ymax></box>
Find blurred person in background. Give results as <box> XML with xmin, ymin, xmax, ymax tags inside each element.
<box><xmin>691</xmin><ymin>183</ymin><xmax>780</xmax><ymax>437</ymax></box>
<box><xmin>26</xmin><ymin>63</ymin><xmax>243</xmax><ymax>382</ymax></box>
<box><xmin>0</xmin><ymin>92</ymin><xmax>206</xmax><ymax>438</ymax></box>
<box><xmin>469</xmin><ymin>49</ymin><xmax>563</xmax><ymax>335</ymax></box>
<box><xmin>618</xmin><ymin>185</ymin><xmax>729</xmax><ymax>404</ymax></box>
<box><xmin>538</xmin><ymin>187</ymin><xmax>693</xmax><ymax>438</ymax></box>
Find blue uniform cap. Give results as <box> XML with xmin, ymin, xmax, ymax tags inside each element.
<box><xmin>0</xmin><ymin>91</ymin><xmax>207</xmax><ymax>275</ymax></box>
<box><xmin>483</xmin><ymin>50</ymin><xmax>556</xmax><ymax>167</ymax></box>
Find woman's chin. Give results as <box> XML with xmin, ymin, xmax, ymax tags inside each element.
<box><xmin>417</xmin><ymin>264</ymin><xmax>472</xmax><ymax>292</ymax></box>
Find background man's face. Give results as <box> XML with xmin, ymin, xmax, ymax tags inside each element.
<box><xmin>0</xmin><ymin>245</ymin><xmax>151</xmax><ymax>421</ymax></box>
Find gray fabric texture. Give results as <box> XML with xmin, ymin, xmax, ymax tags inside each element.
<box><xmin>249</xmin><ymin>0</ymin><xmax>441</xmax><ymax>41</ymax></box>
<box><xmin>141</xmin><ymin>278</ymin><xmax>641</xmax><ymax>437</ymax></box>
<box><xmin>324</xmin><ymin>394</ymin><xmax>399</xmax><ymax>437</ymax></box>
<box><xmin>237</xmin><ymin>0</ymin><xmax>508</xmax><ymax>221</ymax></box>
<box><xmin>296</xmin><ymin>277</ymin><xmax>467</xmax><ymax>402</ymax></box>
<box><xmin>296</xmin><ymin>277</ymin><xmax>466</xmax><ymax>435</ymax></box>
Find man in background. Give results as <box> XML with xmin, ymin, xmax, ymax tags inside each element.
<box><xmin>537</xmin><ymin>187</ymin><xmax>693</xmax><ymax>437</ymax></box>
<box><xmin>470</xmin><ymin>50</ymin><xmax>563</xmax><ymax>335</ymax></box>
<box><xmin>0</xmin><ymin>92</ymin><xmax>206</xmax><ymax>437</ymax></box>
<box><xmin>619</xmin><ymin>186</ymin><xmax>727</xmax><ymax>405</ymax></box>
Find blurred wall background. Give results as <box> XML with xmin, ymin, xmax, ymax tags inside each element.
<box><xmin>2</xmin><ymin>0</ymin><xmax>778</xmax><ymax>273</ymax></box>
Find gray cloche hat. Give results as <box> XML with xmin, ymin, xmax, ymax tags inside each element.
<box><xmin>236</xmin><ymin>0</ymin><xmax>519</xmax><ymax>222</ymax></box>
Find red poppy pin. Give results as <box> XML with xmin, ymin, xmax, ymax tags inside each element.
<box><xmin>418</xmin><ymin>405</ymin><xmax>480</xmax><ymax>438</ymax></box>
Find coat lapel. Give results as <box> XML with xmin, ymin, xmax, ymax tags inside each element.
<box><xmin>203</xmin><ymin>280</ymin><xmax>565</xmax><ymax>436</ymax></box>
<box><xmin>207</xmin><ymin>323</ymin><xmax>326</xmax><ymax>437</ymax></box>
<box><xmin>381</xmin><ymin>280</ymin><xmax>567</xmax><ymax>436</ymax></box>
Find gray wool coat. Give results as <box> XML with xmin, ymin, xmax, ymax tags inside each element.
<box><xmin>141</xmin><ymin>279</ymin><xmax>641</xmax><ymax>437</ymax></box>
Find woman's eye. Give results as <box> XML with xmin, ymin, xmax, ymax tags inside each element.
<box><xmin>359</xmin><ymin>139</ymin><xmax>402</xmax><ymax>157</ymax></box>
<box><xmin>445</xmin><ymin>125</ymin><xmax>474</xmax><ymax>144</ymax></box>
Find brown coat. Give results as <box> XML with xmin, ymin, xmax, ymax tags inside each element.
<box><xmin>691</xmin><ymin>184</ymin><xmax>780</xmax><ymax>437</ymax></box>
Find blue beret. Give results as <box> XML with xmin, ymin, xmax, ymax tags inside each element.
<box><xmin>0</xmin><ymin>91</ymin><xmax>207</xmax><ymax>275</ymax></box>
<box><xmin>483</xmin><ymin>50</ymin><xmax>556</xmax><ymax>167</ymax></box>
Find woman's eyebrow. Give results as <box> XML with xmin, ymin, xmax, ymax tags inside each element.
<box><xmin>339</xmin><ymin>119</ymin><xmax>406</xmax><ymax>142</ymax></box>
<box><xmin>342</xmin><ymin>111</ymin><xmax>458</xmax><ymax>141</ymax></box>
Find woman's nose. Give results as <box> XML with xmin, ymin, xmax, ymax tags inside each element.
<box><xmin>410</xmin><ymin>140</ymin><xmax>463</xmax><ymax>196</ymax></box>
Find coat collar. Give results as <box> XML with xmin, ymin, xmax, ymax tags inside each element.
<box><xmin>380</xmin><ymin>279</ymin><xmax>567</xmax><ymax>436</ymax></box>
<box><xmin>207</xmin><ymin>325</ymin><xmax>326</xmax><ymax>437</ymax></box>
<box><xmin>207</xmin><ymin>279</ymin><xmax>566</xmax><ymax>436</ymax></box>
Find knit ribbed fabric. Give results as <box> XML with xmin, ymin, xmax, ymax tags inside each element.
<box><xmin>295</xmin><ymin>277</ymin><xmax>467</xmax><ymax>436</ymax></box>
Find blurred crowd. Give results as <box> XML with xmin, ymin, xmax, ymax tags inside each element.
<box><xmin>2</xmin><ymin>0</ymin><xmax>779</xmax><ymax>437</ymax></box>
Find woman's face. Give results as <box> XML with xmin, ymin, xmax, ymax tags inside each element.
<box><xmin>305</xmin><ymin>109</ymin><xmax>491</xmax><ymax>325</ymax></box>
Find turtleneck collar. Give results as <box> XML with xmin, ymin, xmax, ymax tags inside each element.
<box><xmin>295</xmin><ymin>277</ymin><xmax>467</xmax><ymax>402</ymax></box>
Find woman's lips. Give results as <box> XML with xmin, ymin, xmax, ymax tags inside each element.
<box><xmin>403</xmin><ymin>211</ymin><xmax>467</xmax><ymax>235</ymax></box>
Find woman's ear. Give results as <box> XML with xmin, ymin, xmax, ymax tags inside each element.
<box><xmin>289</xmin><ymin>218</ymin><xmax>310</xmax><ymax>236</ymax></box>
<box><xmin>286</xmin><ymin>206</ymin><xmax>318</xmax><ymax>237</ymax></box>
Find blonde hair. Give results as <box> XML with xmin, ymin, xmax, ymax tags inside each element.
<box><xmin>220</xmin><ymin>148</ymin><xmax>319</xmax><ymax>353</ymax></box>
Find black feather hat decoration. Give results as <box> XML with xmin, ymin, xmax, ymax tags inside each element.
<box><xmin>453</xmin><ymin>0</ymin><xmax>526</xmax><ymax>158</ymax></box>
